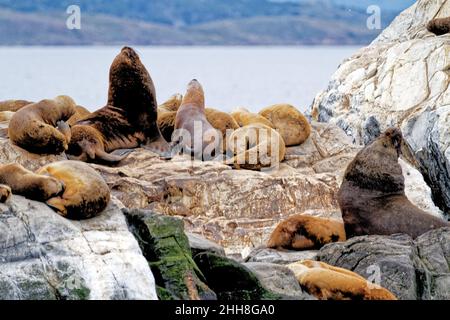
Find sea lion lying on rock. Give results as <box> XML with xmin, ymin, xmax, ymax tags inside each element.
<box><xmin>174</xmin><ymin>79</ymin><xmax>221</xmax><ymax>158</ymax></box>
<box><xmin>338</xmin><ymin>128</ymin><xmax>449</xmax><ymax>239</ymax></box>
<box><xmin>67</xmin><ymin>105</ymin><xmax>91</xmax><ymax>126</ymax></box>
<box><xmin>37</xmin><ymin>161</ymin><xmax>110</xmax><ymax>220</ymax></box>
<box><xmin>68</xmin><ymin>47</ymin><xmax>170</xmax><ymax>164</ymax></box>
<box><xmin>226</xmin><ymin>123</ymin><xmax>285</xmax><ymax>170</ymax></box>
<box><xmin>8</xmin><ymin>96</ymin><xmax>76</xmax><ymax>155</ymax></box>
<box><xmin>0</xmin><ymin>184</ymin><xmax>11</xmax><ymax>203</ymax></box>
<box><xmin>159</xmin><ymin>94</ymin><xmax>183</xmax><ymax>113</ymax></box>
<box><xmin>427</xmin><ymin>17</ymin><xmax>450</xmax><ymax>35</ymax></box>
<box><xmin>259</xmin><ymin>104</ymin><xmax>311</xmax><ymax>146</ymax></box>
<box><xmin>0</xmin><ymin>100</ymin><xmax>32</xmax><ymax>112</ymax></box>
<box><xmin>267</xmin><ymin>215</ymin><xmax>346</xmax><ymax>250</ymax></box>
<box><xmin>231</xmin><ymin>108</ymin><xmax>274</xmax><ymax>128</ymax></box>
<box><xmin>0</xmin><ymin>163</ymin><xmax>64</xmax><ymax>201</ymax></box>
<box><xmin>287</xmin><ymin>260</ymin><xmax>397</xmax><ymax>300</ymax></box>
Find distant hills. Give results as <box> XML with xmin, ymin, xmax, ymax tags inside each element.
<box><xmin>0</xmin><ymin>0</ymin><xmax>416</xmax><ymax>45</ymax></box>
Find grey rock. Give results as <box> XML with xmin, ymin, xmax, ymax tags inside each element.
<box><xmin>0</xmin><ymin>196</ymin><xmax>157</xmax><ymax>300</ymax></box>
<box><xmin>246</xmin><ymin>247</ymin><xmax>318</xmax><ymax>265</ymax></box>
<box><xmin>244</xmin><ymin>262</ymin><xmax>314</xmax><ymax>300</ymax></box>
<box><xmin>187</xmin><ymin>232</ymin><xmax>226</xmax><ymax>257</ymax></box>
<box><xmin>317</xmin><ymin>228</ymin><xmax>450</xmax><ymax>300</ymax></box>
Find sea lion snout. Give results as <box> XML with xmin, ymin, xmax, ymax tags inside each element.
<box><xmin>384</xmin><ymin>127</ymin><xmax>403</xmax><ymax>154</ymax></box>
<box><xmin>120</xmin><ymin>46</ymin><xmax>139</xmax><ymax>59</ymax></box>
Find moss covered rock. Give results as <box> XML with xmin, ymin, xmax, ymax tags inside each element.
<box><xmin>125</xmin><ymin>209</ymin><xmax>216</xmax><ymax>300</ymax></box>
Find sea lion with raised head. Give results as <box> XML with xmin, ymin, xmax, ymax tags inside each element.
<box><xmin>0</xmin><ymin>163</ymin><xmax>64</xmax><ymax>201</ymax></box>
<box><xmin>338</xmin><ymin>128</ymin><xmax>449</xmax><ymax>239</ymax></box>
<box><xmin>8</xmin><ymin>96</ymin><xmax>76</xmax><ymax>155</ymax></box>
<box><xmin>174</xmin><ymin>80</ymin><xmax>221</xmax><ymax>158</ymax></box>
<box><xmin>267</xmin><ymin>215</ymin><xmax>346</xmax><ymax>250</ymax></box>
<box><xmin>68</xmin><ymin>47</ymin><xmax>170</xmax><ymax>164</ymax></box>
<box><xmin>287</xmin><ymin>260</ymin><xmax>397</xmax><ymax>300</ymax></box>
<box><xmin>259</xmin><ymin>104</ymin><xmax>311</xmax><ymax>146</ymax></box>
<box><xmin>37</xmin><ymin>161</ymin><xmax>110</xmax><ymax>220</ymax></box>
<box><xmin>427</xmin><ymin>17</ymin><xmax>450</xmax><ymax>35</ymax></box>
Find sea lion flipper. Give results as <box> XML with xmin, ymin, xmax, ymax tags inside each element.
<box><xmin>95</xmin><ymin>149</ymin><xmax>130</xmax><ymax>165</ymax></box>
<box><xmin>144</xmin><ymin>137</ymin><xmax>173</xmax><ymax>159</ymax></box>
<box><xmin>46</xmin><ymin>197</ymin><xmax>68</xmax><ymax>216</ymax></box>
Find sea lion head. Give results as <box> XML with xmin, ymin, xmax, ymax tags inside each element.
<box><xmin>383</xmin><ymin>127</ymin><xmax>403</xmax><ymax>156</ymax></box>
<box><xmin>181</xmin><ymin>79</ymin><xmax>205</xmax><ymax>108</ymax></box>
<box><xmin>108</xmin><ymin>46</ymin><xmax>156</xmax><ymax>111</ymax></box>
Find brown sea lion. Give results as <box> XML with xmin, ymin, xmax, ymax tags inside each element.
<box><xmin>37</xmin><ymin>161</ymin><xmax>110</xmax><ymax>220</ymax></box>
<box><xmin>226</xmin><ymin>123</ymin><xmax>285</xmax><ymax>170</ymax></box>
<box><xmin>67</xmin><ymin>47</ymin><xmax>170</xmax><ymax>164</ymax></box>
<box><xmin>159</xmin><ymin>94</ymin><xmax>183</xmax><ymax>113</ymax></box>
<box><xmin>338</xmin><ymin>128</ymin><xmax>449</xmax><ymax>239</ymax></box>
<box><xmin>231</xmin><ymin>108</ymin><xmax>274</xmax><ymax>128</ymax></box>
<box><xmin>427</xmin><ymin>17</ymin><xmax>450</xmax><ymax>35</ymax></box>
<box><xmin>267</xmin><ymin>215</ymin><xmax>346</xmax><ymax>250</ymax></box>
<box><xmin>0</xmin><ymin>100</ymin><xmax>33</xmax><ymax>112</ymax></box>
<box><xmin>0</xmin><ymin>184</ymin><xmax>11</xmax><ymax>203</ymax></box>
<box><xmin>0</xmin><ymin>163</ymin><xmax>64</xmax><ymax>201</ymax></box>
<box><xmin>259</xmin><ymin>104</ymin><xmax>311</xmax><ymax>146</ymax></box>
<box><xmin>287</xmin><ymin>260</ymin><xmax>397</xmax><ymax>300</ymax></box>
<box><xmin>8</xmin><ymin>96</ymin><xmax>76</xmax><ymax>155</ymax></box>
<box><xmin>174</xmin><ymin>79</ymin><xmax>221</xmax><ymax>158</ymax></box>
<box><xmin>67</xmin><ymin>105</ymin><xmax>91</xmax><ymax>126</ymax></box>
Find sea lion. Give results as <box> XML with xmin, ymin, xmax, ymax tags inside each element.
<box><xmin>231</xmin><ymin>108</ymin><xmax>274</xmax><ymax>128</ymax></box>
<box><xmin>67</xmin><ymin>47</ymin><xmax>170</xmax><ymax>164</ymax></box>
<box><xmin>0</xmin><ymin>100</ymin><xmax>32</xmax><ymax>112</ymax></box>
<box><xmin>427</xmin><ymin>17</ymin><xmax>450</xmax><ymax>35</ymax></box>
<box><xmin>338</xmin><ymin>128</ymin><xmax>449</xmax><ymax>239</ymax></box>
<box><xmin>0</xmin><ymin>184</ymin><xmax>11</xmax><ymax>203</ymax></box>
<box><xmin>267</xmin><ymin>215</ymin><xmax>346</xmax><ymax>250</ymax></box>
<box><xmin>157</xmin><ymin>111</ymin><xmax>177</xmax><ymax>142</ymax></box>
<box><xmin>259</xmin><ymin>104</ymin><xmax>311</xmax><ymax>146</ymax></box>
<box><xmin>8</xmin><ymin>96</ymin><xmax>76</xmax><ymax>155</ymax></box>
<box><xmin>174</xmin><ymin>79</ymin><xmax>221</xmax><ymax>158</ymax></box>
<box><xmin>0</xmin><ymin>163</ymin><xmax>64</xmax><ymax>201</ymax></box>
<box><xmin>159</xmin><ymin>94</ymin><xmax>183</xmax><ymax>113</ymax></box>
<box><xmin>226</xmin><ymin>123</ymin><xmax>286</xmax><ymax>170</ymax></box>
<box><xmin>37</xmin><ymin>161</ymin><xmax>110</xmax><ymax>220</ymax></box>
<box><xmin>67</xmin><ymin>105</ymin><xmax>91</xmax><ymax>126</ymax></box>
<box><xmin>287</xmin><ymin>260</ymin><xmax>397</xmax><ymax>300</ymax></box>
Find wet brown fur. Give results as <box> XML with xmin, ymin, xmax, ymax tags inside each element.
<box><xmin>288</xmin><ymin>260</ymin><xmax>397</xmax><ymax>300</ymax></box>
<box><xmin>267</xmin><ymin>215</ymin><xmax>346</xmax><ymax>250</ymax></box>
<box><xmin>259</xmin><ymin>104</ymin><xmax>311</xmax><ymax>146</ymax></box>
<box><xmin>0</xmin><ymin>163</ymin><xmax>64</xmax><ymax>202</ymax></box>
<box><xmin>231</xmin><ymin>108</ymin><xmax>274</xmax><ymax>128</ymax></box>
<box><xmin>37</xmin><ymin>161</ymin><xmax>110</xmax><ymax>220</ymax></box>
<box><xmin>0</xmin><ymin>100</ymin><xmax>33</xmax><ymax>112</ymax></box>
<box><xmin>8</xmin><ymin>96</ymin><xmax>76</xmax><ymax>154</ymax></box>
<box><xmin>338</xmin><ymin>128</ymin><xmax>449</xmax><ymax>239</ymax></box>
<box><xmin>427</xmin><ymin>17</ymin><xmax>450</xmax><ymax>35</ymax></box>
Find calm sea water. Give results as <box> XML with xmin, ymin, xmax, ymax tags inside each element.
<box><xmin>0</xmin><ymin>46</ymin><xmax>357</xmax><ymax>113</ymax></box>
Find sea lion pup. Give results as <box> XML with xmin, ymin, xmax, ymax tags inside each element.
<box><xmin>174</xmin><ymin>79</ymin><xmax>221</xmax><ymax>158</ymax></box>
<box><xmin>230</xmin><ymin>107</ymin><xmax>274</xmax><ymax>128</ymax></box>
<box><xmin>287</xmin><ymin>260</ymin><xmax>397</xmax><ymax>300</ymax></box>
<box><xmin>0</xmin><ymin>185</ymin><xmax>11</xmax><ymax>203</ymax></box>
<box><xmin>226</xmin><ymin>123</ymin><xmax>286</xmax><ymax>170</ymax></box>
<box><xmin>0</xmin><ymin>100</ymin><xmax>32</xmax><ymax>112</ymax></box>
<box><xmin>37</xmin><ymin>161</ymin><xmax>110</xmax><ymax>220</ymax></box>
<box><xmin>427</xmin><ymin>17</ymin><xmax>450</xmax><ymax>35</ymax></box>
<box><xmin>159</xmin><ymin>94</ymin><xmax>183</xmax><ymax>113</ymax></box>
<box><xmin>267</xmin><ymin>215</ymin><xmax>346</xmax><ymax>250</ymax></box>
<box><xmin>67</xmin><ymin>105</ymin><xmax>91</xmax><ymax>126</ymax></box>
<box><xmin>259</xmin><ymin>104</ymin><xmax>311</xmax><ymax>146</ymax></box>
<box><xmin>338</xmin><ymin>128</ymin><xmax>449</xmax><ymax>239</ymax></box>
<box><xmin>0</xmin><ymin>163</ymin><xmax>64</xmax><ymax>201</ymax></box>
<box><xmin>68</xmin><ymin>47</ymin><xmax>170</xmax><ymax>164</ymax></box>
<box><xmin>8</xmin><ymin>96</ymin><xmax>76</xmax><ymax>155</ymax></box>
